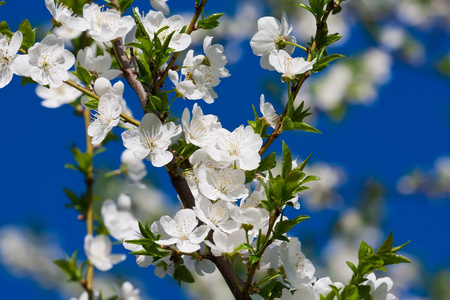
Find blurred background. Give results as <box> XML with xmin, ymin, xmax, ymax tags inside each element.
<box><xmin>1</xmin><ymin>0</ymin><xmax>449</xmax><ymax>299</ymax></box>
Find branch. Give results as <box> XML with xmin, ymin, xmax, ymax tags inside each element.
<box><xmin>157</xmin><ymin>0</ymin><xmax>209</xmax><ymax>90</ymax></box>
<box><xmin>113</xmin><ymin>38</ymin><xmax>149</xmax><ymax>109</ymax></box>
<box><xmin>259</xmin><ymin>1</ymin><xmax>337</xmax><ymax>157</ymax></box>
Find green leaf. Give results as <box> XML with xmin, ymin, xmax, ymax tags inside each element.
<box><xmin>358</xmin><ymin>241</ymin><xmax>373</xmax><ymax>260</ymax></box>
<box><xmin>148</xmin><ymin>94</ymin><xmax>163</xmax><ymax>111</ymax></box>
<box><xmin>63</xmin><ymin>188</ymin><xmax>79</xmax><ymax>204</ymax></box>
<box><xmin>391</xmin><ymin>240</ymin><xmax>411</xmax><ymax>253</ymax></box>
<box><xmin>249</xmin><ymin>255</ymin><xmax>260</xmax><ymax>264</ymax></box>
<box><xmin>21</xmin><ymin>76</ymin><xmax>37</xmax><ymax>86</ymax></box>
<box><xmin>296</xmin><ymin>3</ymin><xmax>316</xmax><ymax>16</ymax></box>
<box><xmin>286</xmin><ymin>94</ymin><xmax>294</xmax><ymax>118</ymax></box>
<box><xmin>117</xmin><ymin>0</ymin><xmax>133</xmax><ymax>12</ymax></box>
<box><xmin>379</xmin><ymin>253</ymin><xmax>412</xmax><ymax>265</ymax></box>
<box><xmin>326</xmin><ymin>33</ymin><xmax>342</xmax><ymax>46</ymax></box>
<box><xmin>332</xmin><ymin>4</ymin><xmax>342</xmax><ymax>15</ymax></box>
<box><xmin>64</xmin><ymin>164</ymin><xmax>80</xmax><ymax>172</ymax></box>
<box><xmin>346</xmin><ymin>261</ymin><xmax>357</xmax><ymax>274</ymax></box>
<box><xmin>0</xmin><ymin>1</ymin><xmax>6</xmax><ymax>7</ymax></box>
<box><xmin>0</xmin><ymin>20</ymin><xmax>12</xmax><ymax>38</ymax></box>
<box><xmin>258</xmin><ymin>152</ymin><xmax>276</xmax><ymax>172</ymax></box>
<box><xmin>301</xmin><ymin>175</ymin><xmax>320</xmax><ymax>184</ymax></box>
<box><xmin>273</xmin><ymin>215</ymin><xmax>310</xmax><ymax>240</ymax></box>
<box><xmin>281</xmin><ymin>115</ymin><xmax>294</xmax><ymax>131</ymax></box>
<box><xmin>173</xmin><ymin>265</ymin><xmax>195</xmax><ymax>286</ymax></box>
<box><xmin>294</xmin><ymin>122</ymin><xmax>322</xmax><ymax>133</ymax></box>
<box><xmin>198</xmin><ymin>13</ymin><xmax>225</xmax><ymax>30</ymax></box>
<box><xmin>76</xmin><ymin>64</ymin><xmax>93</xmax><ymax>85</ymax></box>
<box><xmin>83</xmin><ymin>96</ymin><xmax>99</xmax><ymax>110</ymax></box>
<box><xmin>297</xmin><ymin>152</ymin><xmax>312</xmax><ymax>171</ymax></box>
<box><xmin>309</xmin><ymin>0</ymin><xmax>325</xmax><ymax>19</ymax></box>
<box><xmin>18</xmin><ymin>19</ymin><xmax>35</xmax><ymax>51</ymax></box>
<box><xmin>375</xmin><ymin>231</ymin><xmax>394</xmax><ymax>254</ymax></box>
<box><xmin>340</xmin><ymin>285</ymin><xmax>360</xmax><ymax>300</ymax></box>
<box><xmin>313</xmin><ymin>54</ymin><xmax>345</xmax><ymax>72</ymax></box>
<box><xmin>282</xmin><ymin>141</ymin><xmax>292</xmax><ymax>179</ymax></box>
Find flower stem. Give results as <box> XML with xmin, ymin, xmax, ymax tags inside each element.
<box><xmin>283</xmin><ymin>41</ymin><xmax>307</xmax><ymax>52</ymax></box>
<box><xmin>83</xmin><ymin>108</ymin><xmax>95</xmax><ymax>300</ymax></box>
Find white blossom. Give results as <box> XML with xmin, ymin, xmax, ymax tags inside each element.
<box><xmin>197</xmin><ymin>165</ymin><xmax>249</xmax><ymax>201</ymax></box>
<box><xmin>182</xmin><ymin>103</ymin><xmax>222</xmax><ymax>147</ymax></box>
<box><xmin>116</xmin><ymin>281</ymin><xmax>141</xmax><ymax>300</ymax></box>
<box><xmin>155</xmin><ymin>209</ymin><xmax>209</xmax><ymax>253</ymax></box>
<box><xmin>206</xmin><ymin>125</ymin><xmax>262</xmax><ymax>171</ymax></box>
<box><xmin>313</xmin><ymin>277</ymin><xmax>344</xmax><ymax>299</ymax></box>
<box><xmin>35</xmin><ymin>73</ymin><xmax>82</xmax><ymax>108</ymax></box>
<box><xmin>87</xmin><ymin>90</ymin><xmax>123</xmax><ymax>145</ymax></box>
<box><xmin>0</xmin><ymin>31</ymin><xmax>22</xmax><ymax>89</ymax></box>
<box><xmin>280</xmin><ymin>237</ymin><xmax>315</xmax><ymax>288</ymax></box>
<box><xmin>204</xmin><ymin>229</ymin><xmax>247</xmax><ymax>257</ymax></box>
<box><xmin>260</xmin><ymin>94</ymin><xmax>279</xmax><ymax>128</ymax></box>
<box><xmin>101</xmin><ymin>194</ymin><xmax>137</xmax><ymax>241</ymax></box>
<box><xmin>269</xmin><ymin>50</ymin><xmax>316</xmax><ymax>81</ymax></box>
<box><xmin>120</xmin><ymin>149</ymin><xmax>147</xmax><ymax>188</ymax></box>
<box><xmin>150</xmin><ymin>0</ymin><xmax>170</xmax><ymax>15</ymax></box>
<box><xmin>14</xmin><ymin>34</ymin><xmax>75</xmax><ymax>88</ymax></box>
<box><xmin>84</xmin><ymin>234</ymin><xmax>126</xmax><ymax>271</ymax></box>
<box><xmin>203</xmin><ymin>36</ymin><xmax>230</xmax><ymax>78</ymax></box>
<box><xmin>83</xmin><ymin>4</ymin><xmax>135</xmax><ymax>43</ymax></box>
<box><xmin>193</xmin><ymin>195</ymin><xmax>234</xmax><ymax>232</ymax></box>
<box><xmin>45</xmin><ymin>0</ymin><xmax>91</xmax><ymax>31</ymax></box>
<box><xmin>77</xmin><ymin>47</ymin><xmax>122</xmax><ymax>80</ymax></box>
<box><xmin>70</xmin><ymin>291</ymin><xmax>99</xmax><ymax>300</ymax></box>
<box><xmin>250</xmin><ymin>12</ymin><xmax>296</xmax><ymax>70</ymax></box>
<box><xmin>121</xmin><ymin>113</ymin><xmax>182</xmax><ymax>167</ymax></box>
<box><xmin>361</xmin><ymin>273</ymin><xmax>399</xmax><ymax>300</ymax></box>
<box><xmin>138</xmin><ymin>9</ymin><xmax>191</xmax><ymax>52</ymax></box>
<box><xmin>226</xmin><ymin>200</ymin><xmax>270</xmax><ymax>231</ymax></box>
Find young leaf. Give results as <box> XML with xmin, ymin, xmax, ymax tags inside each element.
<box><xmin>18</xmin><ymin>19</ymin><xmax>35</xmax><ymax>51</ymax></box>
<box><xmin>198</xmin><ymin>13</ymin><xmax>225</xmax><ymax>30</ymax></box>
<box><xmin>117</xmin><ymin>0</ymin><xmax>133</xmax><ymax>12</ymax></box>
<box><xmin>281</xmin><ymin>141</ymin><xmax>292</xmax><ymax>179</ymax></box>
<box><xmin>173</xmin><ymin>265</ymin><xmax>195</xmax><ymax>286</ymax></box>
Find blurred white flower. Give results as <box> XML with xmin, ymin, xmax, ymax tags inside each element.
<box><xmin>36</xmin><ymin>73</ymin><xmax>83</xmax><ymax>108</ymax></box>
<box><xmin>84</xmin><ymin>234</ymin><xmax>126</xmax><ymax>271</ymax></box>
<box><xmin>150</xmin><ymin>0</ymin><xmax>170</xmax><ymax>15</ymax></box>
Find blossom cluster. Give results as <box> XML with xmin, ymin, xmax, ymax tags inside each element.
<box><xmin>0</xmin><ymin>1</ymin><xmax>408</xmax><ymax>300</ymax></box>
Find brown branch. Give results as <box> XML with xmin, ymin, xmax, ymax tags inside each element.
<box><xmin>259</xmin><ymin>0</ymin><xmax>337</xmax><ymax>157</ymax></box>
<box><xmin>156</xmin><ymin>0</ymin><xmax>209</xmax><ymax>91</ymax></box>
<box><xmin>113</xmin><ymin>38</ymin><xmax>149</xmax><ymax>109</ymax></box>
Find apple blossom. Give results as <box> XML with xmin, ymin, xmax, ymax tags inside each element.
<box><xmin>280</xmin><ymin>237</ymin><xmax>315</xmax><ymax>288</ymax></box>
<box><xmin>35</xmin><ymin>73</ymin><xmax>82</xmax><ymax>108</ymax></box>
<box><xmin>83</xmin><ymin>3</ymin><xmax>135</xmax><ymax>43</ymax></box>
<box><xmin>269</xmin><ymin>50</ymin><xmax>316</xmax><ymax>81</ymax></box>
<box><xmin>121</xmin><ymin>113</ymin><xmax>182</xmax><ymax>167</ymax></box>
<box><xmin>45</xmin><ymin>0</ymin><xmax>91</xmax><ymax>31</ymax></box>
<box><xmin>88</xmin><ymin>91</ymin><xmax>123</xmax><ymax>145</ymax></box>
<box><xmin>203</xmin><ymin>36</ymin><xmax>230</xmax><ymax>78</ymax></box>
<box><xmin>313</xmin><ymin>277</ymin><xmax>344</xmax><ymax>299</ymax></box>
<box><xmin>361</xmin><ymin>273</ymin><xmax>399</xmax><ymax>300</ymax></box>
<box><xmin>101</xmin><ymin>194</ymin><xmax>137</xmax><ymax>241</ymax></box>
<box><xmin>250</xmin><ymin>12</ymin><xmax>296</xmax><ymax>70</ymax></box>
<box><xmin>77</xmin><ymin>47</ymin><xmax>122</xmax><ymax>80</ymax></box>
<box><xmin>14</xmin><ymin>34</ymin><xmax>75</xmax><ymax>88</ymax></box>
<box><xmin>150</xmin><ymin>0</ymin><xmax>170</xmax><ymax>15</ymax></box>
<box><xmin>0</xmin><ymin>31</ymin><xmax>23</xmax><ymax>89</ymax></box>
<box><xmin>260</xmin><ymin>94</ymin><xmax>279</xmax><ymax>128</ymax></box>
<box><xmin>197</xmin><ymin>165</ymin><xmax>249</xmax><ymax>201</ymax></box>
<box><xmin>206</xmin><ymin>125</ymin><xmax>262</xmax><ymax>171</ymax></box>
<box><xmin>120</xmin><ymin>149</ymin><xmax>147</xmax><ymax>188</ymax></box>
<box><xmin>204</xmin><ymin>229</ymin><xmax>247</xmax><ymax>257</ymax></box>
<box><xmin>116</xmin><ymin>281</ymin><xmax>141</xmax><ymax>300</ymax></box>
<box><xmin>70</xmin><ymin>291</ymin><xmax>99</xmax><ymax>300</ymax></box>
<box><xmin>138</xmin><ymin>9</ymin><xmax>191</xmax><ymax>52</ymax></box>
<box><xmin>182</xmin><ymin>103</ymin><xmax>222</xmax><ymax>147</ymax></box>
<box><xmin>155</xmin><ymin>209</ymin><xmax>209</xmax><ymax>253</ymax></box>
<box><xmin>193</xmin><ymin>195</ymin><xmax>235</xmax><ymax>232</ymax></box>
<box><xmin>84</xmin><ymin>234</ymin><xmax>126</xmax><ymax>271</ymax></box>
